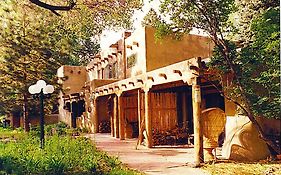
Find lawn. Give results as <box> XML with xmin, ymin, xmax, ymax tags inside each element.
<box><xmin>202</xmin><ymin>160</ymin><xmax>281</xmax><ymax>175</ymax></box>
<box><xmin>0</xmin><ymin>126</ymin><xmax>142</xmax><ymax>175</ymax></box>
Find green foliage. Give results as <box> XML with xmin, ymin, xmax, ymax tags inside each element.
<box><xmin>159</xmin><ymin>0</ymin><xmax>236</xmax><ymax>35</ymax></box>
<box><xmin>0</xmin><ymin>127</ymin><xmax>24</xmax><ymax>140</ymax></box>
<box><xmin>240</xmin><ymin>7</ymin><xmax>280</xmax><ymax>119</ymax></box>
<box><xmin>0</xmin><ymin>0</ymin><xmax>141</xmax><ymax>118</ymax></box>
<box><xmin>158</xmin><ymin>0</ymin><xmax>280</xmax><ymax>119</ymax></box>
<box><xmin>210</xmin><ymin>6</ymin><xmax>280</xmax><ymax>119</ymax></box>
<box><xmin>0</xmin><ymin>130</ymin><xmax>141</xmax><ymax>174</ymax></box>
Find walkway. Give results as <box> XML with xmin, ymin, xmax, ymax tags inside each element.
<box><xmin>86</xmin><ymin>133</ymin><xmax>209</xmax><ymax>175</ymax></box>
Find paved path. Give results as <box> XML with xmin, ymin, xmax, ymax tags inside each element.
<box><xmin>86</xmin><ymin>133</ymin><xmax>209</xmax><ymax>175</ymax></box>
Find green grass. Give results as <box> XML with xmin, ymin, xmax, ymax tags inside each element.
<box><xmin>202</xmin><ymin>161</ymin><xmax>281</xmax><ymax>175</ymax></box>
<box><xmin>0</xmin><ymin>127</ymin><xmax>24</xmax><ymax>140</ymax></box>
<box><xmin>0</xmin><ymin>127</ymin><xmax>142</xmax><ymax>175</ymax></box>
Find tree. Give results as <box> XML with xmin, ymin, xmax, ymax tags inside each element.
<box><xmin>0</xmin><ymin>0</ymin><xmax>141</xmax><ymax>131</ymax></box>
<box><xmin>158</xmin><ymin>0</ymin><xmax>280</xmax><ymax>155</ymax></box>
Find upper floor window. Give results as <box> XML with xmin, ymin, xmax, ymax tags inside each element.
<box><xmin>108</xmin><ymin>65</ymin><xmax>113</xmax><ymax>79</ymax></box>
<box><xmin>127</xmin><ymin>53</ymin><xmax>137</xmax><ymax>68</ymax></box>
<box><xmin>97</xmin><ymin>70</ymin><xmax>101</xmax><ymax>79</ymax></box>
<box><xmin>112</xmin><ymin>62</ymin><xmax>117</xmax><ymax>78</ymax></box>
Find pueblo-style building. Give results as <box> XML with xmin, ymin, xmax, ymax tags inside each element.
<box><xmin>57</xmin><ymin>27</ymin><xmax>280</xmax><ymax>162</ymax></box>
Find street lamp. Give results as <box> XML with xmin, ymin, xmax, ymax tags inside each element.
<box><xmin>28</xmin><ymin>80</ymin><xmax>54</xmax><ymax>149</ymax></box>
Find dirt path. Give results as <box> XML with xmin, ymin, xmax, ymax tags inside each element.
<box><xmin>86</xmin><ymin>133</ymin><xmax>210</xmax><ymax>175</ymax></box>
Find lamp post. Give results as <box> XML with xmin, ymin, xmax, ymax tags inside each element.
<box><xmin>28</xmin><ymin>80</ymin><xmax>54</xmax><ymax>149</ymax></box>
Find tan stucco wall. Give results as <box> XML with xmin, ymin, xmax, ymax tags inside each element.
<box><xmin>125</xmin><ymin>27</ymin><xmax>147</xmax><ymax>77</ymax></box>
<box><xmin>224</xmin><ymin>99</ymin><xmax>237</xmax><ymax>117</ymax></box>
<box><xmin>58</xmin><ymin>92</ymin><xmax>72</xmax><ymax>126</ymax></box>
<box><xmin>145</xmin><ymin>27</ymin><xmax>214</xmax><ymax>71</ymax></box>
<box><xmin>90</xmin><ymin>79</ymin><xmax>118</xmax><ymax>90</ymax></box>
<box><xmin>57</xmin><ymin>66</ymin><xmax>87</xmax><ymax>95</ymax></box>
<box><xmin>29</xmin><ymin>114</ymin><xmax>58</xmax><ymax>126</ymax></box>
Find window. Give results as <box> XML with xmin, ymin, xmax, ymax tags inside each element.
<box><xmin>127</xmin><ymin>53</ymin><xmax>137</xmax><ymax>68</ymax></box>
<box><xmin>97</xmin><ymin>70</ymin><xmax>100</xmax><ymax>79</ymax></box>
<box><xmin>108</xmin><ymin>65</ymin><xmax>113</xmax><ymax>78</ymax></box>
<box><xmin>112</xmin><ymin>62</ymin><xmax>117</xmax><ymax>78</ymax></box>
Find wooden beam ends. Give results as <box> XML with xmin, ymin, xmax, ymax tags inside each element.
<box><xmin>137</xmin><ymin>79</ymin><xmax>144</xmax><ymax>84</ymax></box>
<box><xmin>126</xmin><ymin>45</ymin><xmax>132</xmax><ymax>50</ymax></box>
<box><xmin>147</xmin><ymin>76</ymin><xmax>154</xmax><ymax>82</ymax></box>
<box><xmin>173</xmin><ymin>70</ymin><xmax>182</xmax><ymax>76</ymax></box>
<box><xmin>158</xmin><ymin>73</ymin><xmax>167</xmax><ymax>79</ymax></box>
<box><xmin>121</xmin><ymin>84</ymin><xmax>127</xmax><ymax>88</ymax></box>
<box><xmin>133</xmin><ymin>41</ymin><xmax>139</xmax><ymax>47</ymax></box>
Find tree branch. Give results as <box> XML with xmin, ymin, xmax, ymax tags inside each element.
<box><xmin>29</xmin><ymin>0</ymin><xmax>76</xmax><ymax>16</ymax></box>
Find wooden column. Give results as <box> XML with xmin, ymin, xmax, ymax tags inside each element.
<box><xmin>137</xmin><ymin>89</ymin><xmax>143</xmax><ymax>143</ymax></box>
<box><xmin>182</xmin><ymin>92</ymin><xmax>187</xmax><ymax>128</ymax></box>
<box><xmin>109</xmin><ymin>96</ymin><xmax>114</xmax><ymax>137</ymax></box>
<box><xmin>93</xmin><ymin>98</ymin><xmax>99</xmax><ymax>133</ymax></box>
<box><xmin>191</xmin><ymin>57</ymin><xmax>203</xmax><ymax>166</ymax></box>
<box><xmin>192</xmin><ymin>84</ymin><xmax>203</xmax><ymax>165</ymax></box>
<box><xmin>144</xmin><ymin>89</ymin><xmax>152</xmax><ymax>148</ymax></box>
<box><xmin>113</xmin><ymin>95</ymin><xmax>119</xmax><ymax>138</ymax></box>
<box><xmin>117</xmin><ymin>93</ymin><xmax>125</xmax><ymax>140</ymax></box>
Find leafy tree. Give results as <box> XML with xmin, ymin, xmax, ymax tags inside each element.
<box><xmin>158</xmin><ymin>0</ymin><xmax>280</xmax><ymax>155</ymax></box>
<box><xmin>0</xmin><ymin>0</ymin><xmax>140</xmax><ymax>131</ymax></box>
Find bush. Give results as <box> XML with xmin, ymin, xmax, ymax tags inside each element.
<box><xmin>0</xmin><ymin>134</ymin><xmax>141</xmax><ymax>175</ymax></box>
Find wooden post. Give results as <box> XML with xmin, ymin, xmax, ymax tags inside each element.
<box><xmin>93</xmin><ymin>98</ymin><xmax>99</xmax><ymax>133</ymax></box>
<box><xmin>192</xmin><ymin>57</ymin><xmax>203</xmax><ymax>166</ymax></box>
<box><xmin>144</xmin><ymin>88</ymin><xmax>152</xmax><ymax>148</ymax></box>
<box><xmin>113</xmin><ymin>95</ymin><xmax>119</xmax><ymax>138</ymax></box>
<box><xmin>137</xmin><ymin>89</ymin><xmax>143</xmax><ymax>143</ymax></box>
<box><xmin>123</xmin><ymin>32</ymin><xmax>127</xmax><ymax>79</ymax></box>
<box><xmin>182</xmin><ymin>92</ymin><xmax>187</xmax><ymax>128</ymax></box>
<box><xmin>109</xmin><ymin>96</ymin><xmax>114</xmax><ymax>137</ymax></box>
<box><xmin>117</xmin><ymin>92</ymin><xmax>125</xmax><ymax>140</ymax></box>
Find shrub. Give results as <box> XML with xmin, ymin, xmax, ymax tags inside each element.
<box><xmin>0</xmin><ymin>133</ymin><xmax>141</xmax><ymax>175</ymax></box>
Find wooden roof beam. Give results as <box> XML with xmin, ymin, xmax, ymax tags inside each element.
<box><xmin>137</xmin><ymin>78</ymin><xmax>143</xmax><ymax>84</ymax></box>
<box><xmin>133</xmin><ymin>41</ymin><xmax>139</xmax><ymax>47</ymax></box>
<box><xmin>126</xmin><ymin>45</ymin><xmax>132</xmax><ymax>50</ymax></box>
<box><xmin>110</xmin><ymin>43</ymin><xmax>118</xmax><ymax>48</ymax></box>
<box><xmin>147</xmin><ymin>76</ymin><xmax>154</xmax><ymax>82</ymax></box>
<box><xmin>158</xmin><ymin>73</ymin><xmax>167</xmax><ymax>80</ymax></box>
<box><xmin>173</xmin><ymin>70</ymin><xmax>182</xmax><ymax>76</ymax></box>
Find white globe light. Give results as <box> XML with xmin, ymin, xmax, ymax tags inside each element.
<box><xmin>28</xmin><ymin>85</ymin><xmax>36</xmax><ymax>94</ymax></box>
<box><xmin>28</xmin><ymin>84</ymin><xmax>41</xmax><ymax>94</ymax></box>
<box><xmin>36</xmin><ymin>80</ymin><xmax>47</xmax><ymax>90</ymax></box>
<box><xmin>43</xmin><ymin>85</ymin><xmax>54</xmax><ymax>94</ymax></box>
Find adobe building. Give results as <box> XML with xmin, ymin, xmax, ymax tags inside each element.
<box><xmin>57</xmin><ymin>26</ymin><xmax>280</xmax><ymax>161</ymax></box>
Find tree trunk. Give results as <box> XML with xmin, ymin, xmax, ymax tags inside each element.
<box><xmin>23</xmin><ymin>93</ymin><xmax>30</xmax><ymax>132</ymax></box>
